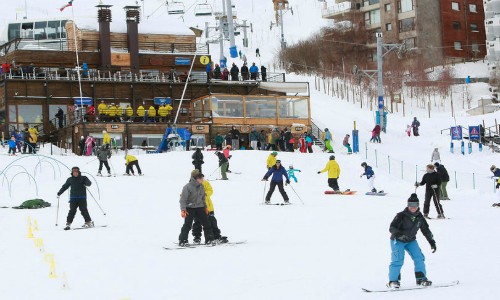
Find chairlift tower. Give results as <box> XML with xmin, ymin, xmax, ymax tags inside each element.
<box><xmin>272</xmin><ymin>0</ymin><xmax>292</xmax><ymax>50</ymax></box>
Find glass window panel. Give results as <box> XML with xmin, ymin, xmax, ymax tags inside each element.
<box><xmin>8</xmin><ymin>105</ymin><xmax>17</xmax><ymax>122</ymax></box>
<box><xmin>454</xmin><ymin>42</ymin><xmax>462</xmax><ymax>50</ymax></box>
<box><xmin>17</xmin><ymin>105</ymin><xmax>43</xmax><ymax>124</ymax></box>
<box><xmin>469</xmin><ymin>4</ymin><xmax>477</xmax><ymax>13</ymax></box>
<box><xmin>278</xmin><ymin>98</ymin><xmax>308</xmax><ymax>119</ymax></box>
<box><xmin>49</xmin><ymin>105</ymin><xmax>67</xmax><ymax>121</ymax></box>
<box><xmin>452</xmin><ymin>2</ymin><xmax>459</xmax><ymax>11</ymax></box>
<box><xmin>400</xmin><ymin>0</ymin><xmax>413</xmax><ymax>12</ymax></box>
<box><xmin>245</xmin><ymin>97</ymin><xmax>277</xmax><ymax>118</ymax></box>
<box><xmin>47</xmin><ymin>21</ymin><xmax>59</xmax><ymax>39</ymax></box>
<box><xmin>470</xmin><ymin>23</ymin><xmax>478</xmax><ymax>32</ymax></box>
<box><xmin>58</xmin><ymin>20</ymin><xmax>67</xmax><ymax>38</ymax></box>
<box><xmin>34</xmin><ymin>21</ymin><xmax>47</xmax><ymax>40</ymax></box>
<box><xmin>8</xmin><ymin>23</ymin><xmax>20</xmax><ymax>41</ymax></box>
<box><xmin>211</xmin><ymin>96</ymin><xmax>243</xmax><ymax>118</ymax></box>
<box><xmin>370</xmin><ymin>9</ymin><xmax>381</xmax><ymax>25</ymax></box>
<box><xmin>399</xmin><ymin>18</ymin><xmax>415</xmax><ymax>32</ymax></box>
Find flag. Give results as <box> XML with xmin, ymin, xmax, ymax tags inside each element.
<box><xmin>59</xmin><ymin>0</ymin><xmax>74</xmax><ymax>12</ymax></box>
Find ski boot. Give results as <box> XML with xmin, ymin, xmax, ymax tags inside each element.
<box><xmin>193</xmin><ymin>237</ymin><xmax>201</xmax><ymax>245</ymax></box>
<box><xmin>82</xmin><ymin>221</ymin><xmax>94</xmax><ymax>228</ymax></box>
<box><xmin>493</xmin><ymin>203</ymin><xmax>500</xmax><ymax>207</ymax></box>
<box><xmin>217</xmin><ymin>236</ymin><xmax>228</xmax><ymax>244</ymax></box>
<box><xmin>437</xmin><ymin>214</ymin><xmax>446</xmax><ymax>219</ymax></box>
<box><xmin>416</xmin><ymin>279</ymin><xmax>432</xmax><ymax>286</ymax></box>
<box><xmin>378</xmin><ymin>190</ymin><xmax>385</xmax><ymax>194</ymax></box>
<box><xmin>107</xmin><ymin>172</ymin><xmax>112</xmax><ymax>177</ymax></box>
<box><xmin>371</xmin><ymin>188</ymin><xmax>377</xmax><ymax>193</ymax></box>
<box><xmin>205</xmin><ymin>239</ymin><xmax>217</xmax><ymax>246</ymax></box>
<box><xmin>64</xmin><ymin>223</ymin><xmax>71</xmax><ymax>231</ymax></box>
<box><xmin>424</xmin><ymin>214</ymin><xmax>431</xmax><ymax>219</ymax></box>
<box><xmin>284</xmin><ymin>200</ymin><xmax>290</xmax><ymax>205</ymax></box>
<box><xmin>97</xmin><ymin>171</ymin><xmax>102</xmax><ymax>176</ymax></box>
<box><xmin>179</xmin><ymin>240</ymin><xmax>190</xmax><ymax>247</ymax></box>
<box><xmin>265</xmin><ymin>201</ymin><xmax>270</xmax><ymax>205</ymax></box>
<box><xmin>386</xmin><ymin>281</ymin><xmax>400</xmax><ymax>289</ymax></box>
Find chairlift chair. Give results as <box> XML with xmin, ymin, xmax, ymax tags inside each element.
<box><xmin>194</xmin><ymin>1</ymin><xmax>213</xmax><ymax>17</ymax></box>
<box><xmin>167</xmin><ymin>0</ymin><xmax>185</xmax><ymax>15</ymax></box>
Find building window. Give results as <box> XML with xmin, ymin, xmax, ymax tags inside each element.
<box><xmin>398</xmin><ymin>0</ymin><xmax>413</xmax><ymax>13</ymax></box>
<box><xmin>364</xmin><ymin>0</ymin><xmax>380</xmax><ymax>6</ymax></box>
<box><xmin>386</xmin><ymin>23</ymin><xmax>392</xmax><ymax>31</ymax></box>
<box><xmin>452</xmin><ymin>2</ymin><xmax>459</xmax><ymax>11</ymax></box>
<box><xmin>469</xmin><ymin>4</ymin><xmax>477</xmax><ymax>13</ymax></box>
<box><xmin>399</xmin><ymin>18</ymin><xmax>415</xmax><ymax>32</ymax></box>
<box><xmin>404</xmin><ymin>37</ymin><xmax>416</xmax><ymax>49</ymax></box>
<box><xmin>452</xmin><ymin>21</ymin><xmax>461</xmax><ymax>30</ymax></box>
<box><xmin>471</xmin><ymin>43</ymin><xmax>479</xmax><ymax>52</ymax></box>
<box><xmin>365</xmin><ymin>9</ymin><xmax>381</xmax><ymax>25</ymax></box>
<box><xmin>454</xmin><ymin>42</ymin><xmax>462</xmax><ymax>50</ymax></box>
<box><xmin>470</xmin><ymin>23</ymin><xmax>479</xmax><ymax>32</ymax></box>
<box><xmin>385</xmin><ymin>3</ymin><xmax>391</xmax><ymax>11</ymax></box>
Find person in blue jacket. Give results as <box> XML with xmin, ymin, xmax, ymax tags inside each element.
<box><xmin>249</xmin><ymin>62</ymin><xmax>259</xmax><ymax>80</ymax></box>
<box><xmin>183</xmin><ymin>127</ymin><xmax>192</xmax><ymax>151</ymax></box>
<box><xmin>206</xmin><ymin>62</ymin><xmax>213</xmax><ymax>82</ymax></box>
<box><xmin>8</xmin><ymin>136</ymin><xmax>17</xmax><ymax>155</ymax></box>
<box><xmin>360</xmin><ymin>162</ymin><xmax>377</xmax><ymax>193</ymax></box>
<box><xmin>262</xmin><ymin>160</ymin><xmax>290</xmax><ymax>204</ymax></box>
<box><xmin>490</xmin><ymin>165</ymin><xmax>500</xmax><ymax>178</ymax></box>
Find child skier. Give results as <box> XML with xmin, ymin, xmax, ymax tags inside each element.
<box><xmin>415</xmin><ymin>164</ymin><xmax>444</xmax><ymax>219</ymax></box>
<box><xmin>317</xmin><ymin>155</ymin><xmax>341</xmax><ymax>192</ymax></box>
<box><xmin>406</xmin><ymin>125</ymin><xmax>412</xmax><ymax>137</ymax></box>
<box><xmin>57</xmin><ymin>166</ymin><xmax>94</xmax><ymax>230</ymax></box>
<box><xmin>97</xmin><ymin>144</ymin><xmax>112</xmax><ymax>177</ymax></box>
<box><xmin>125</xmin><ymin>153</ymin><xmax>143</xmax><ymax>176</ymax></box>
<box><xmin>8</xmin><ymin>136</ymin><xmax>16</xmax><ymax>156</ymax></box>
<box><xmin>215</xmin><ymin>151</ymin><xmax>229</xmax><ymax>180</ymax></box>
<box><xmin>262</xmin><ymin>160</ymin><xmax>290</xmax><ymax>204</ymax></box>
<box><xmin>192</xmin><ymin>171</ymin><xmax>228</xmax><ymax>244</ymax></box>
<box><xmin>223</xmin><ymin>145</ymin><xmax>232</xmax><ymax>173</ymax></box>
<box><xmin>343</xmin><ymin>134</ymin><xmax>352</xmax><ymax>154</ymax></box>
<box><xmin>287</xmin><ymin>165</ymin><xmax>301</xmax><ymax>183</ymax></box>
<box><xmin>360</xmin><ymin>162</ymin><xmax>377</xmax><ymax>193</ymax></box>
<box><xmin>387</xmin><ymin>193</ymin><xmax>436</xmax><ymax>289</ymax></box>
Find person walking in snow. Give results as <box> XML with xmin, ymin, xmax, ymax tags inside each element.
<box><xmin>287</xmin><ymin>165</ymin><xmax>301</xmax><ymax>183</ymax></box>
<box><xmin>343</xmin><ymin>134</ymin><xmax>352</xmax><ymax>154</ymax></box>
<box><xmin>125</xmin><ymin>153</ymin><xmax>143</xmax><ymax>176</ymax></box>
<box><xmin>57</xmin><ymin>166</ymin><xmax>94</xmax><ymax>230</ymax></box>
<box><xmin>261</xmin><ymin>65</ymin><xmax>267</xmax><ymax>82</ymax></box>
<box><xmin>266</xmin><ymin>151</ymin><xmax>278</xmax><ymax>170</ymax></box>
<box><xmin>430</xmin><ymin>148</ymin><xmax>441</xmax><ymax>164</ymax></box>
<box><xmin>323</xmin><ymin>128</ymin><xmax>334</xmax><ymax>153</ymax></box>
<box><xmin>298</xmin><ymin>134</ymin><xmax>307</xmax><ymax>153</ymax></box>
<box><xmin>493</xmin><ymin>178</ymin><xmax>500</xmax><ymax>207</ymax></box>
<box><xmin>178</xmin><ymin>171</ymin><xmax>215</xmax><ymax>246</ymax></box>
<box><xmin>215</xmin><ymin>151</ymin><xmax>229</xmax><ymax>180</ymax></box>
<box><xmin>490</xmin><ymin>165</ymin><xmax>500</xmax><ymax>178</ymax></box>
<box><xmin>387</xmin><ymin>193</ymin><xmax>436</xmax><ymax>289</ymax></box>
<box><xmin>415</xmin><ymin>164</ymin><xmax>444</xmax><ymax>219</ymax></box>
<box><xmin>318</xmin><ymin>155</ymin><xmax>341</xmax><ymax>192</ymax></box>
<box><xmin>412</xmin><ymin>117</ymin><xmax>420</xmax><ymax>136</ymax></box>
<box><xmin>192</xmin><ymin>171</ymin><xmax>228</xmax><ymax>244</ymax></box>
<box><xmin>305</xmin><ymin>133</ymin><xmax>314</xmax><ymax>153</ymax></box>
<box><xmin>7</xmin><ymin>136</ymin><xmax>16</xmax><ymax>156</ymax></box>
<box><xmin>262</xmin><ymin>160</ymin><xmax>290</xmax><ymax>204</ymax></box>
<box><xmin>434</xmin><ymin>162</ymin><xmax>450</xmax><ymax>200</ymax></box>
<box><xmin>192</xmin><ymin>148</ymin><xmax>204</xmax><ymax>173</ymax></box>
<box><xmin>97</xmin><ymin>144</ymin><xmax>112</xmax><ymax>177</ymax></box>
<box><xmin>360</xmin><ymin>162</ymin><xmax>377</xmax><ymax>193</ymax></box>
<box><xmin>406</xmin><ymin>125</ymin><xmax>412</xmax><ymax>137</ymax></box>
<box><xmin>255</xmin><ymin>48</ymin><xmax>260</xmax><ymax>57</ymax></box>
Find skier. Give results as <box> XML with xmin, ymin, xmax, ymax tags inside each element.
<box><xmin>125</xmin><ymin>153</ymin><xmax>143</xmax><ymax>176</ymax></box>
<box><xmin>287</xmin><ymin>165</ymin><xmax>301</xmax><ymax>183</ymax></box>
<box><xmin>255</xmin><ymin>48</ymin><xmax>260</xmax><ymax>57</ymax></box>
<box><xmin>434</xmin><ymin>162</ymin><xmax>450</xmax><ymax>200</ymax></box>
<box><xmin>430</xmin><ymin>148</ymin><xmax>441</xmax><ymax>164</ymax></box>
<box><xmin>412</xmin><ymin>117</ymin><xmax>420</xmax><ymax>136</ymax></box>
<box><xmin>318</xmin><ymin>155</ymin><xmax>341</xmax><ymax>192</ymax></box>
<box><xmin>262</xmin><ymin>160</ymin><xmax>290</xmax><ymax>204</ymax></box>
<box><xmin>85</xmin><ymin>136</ymin><xmax>94</xmax><ymax>156</ymax></box>
<box><xmin>415</xmin><ymin>164</ymin><xmax>444</xmax><ymax>219</ymax></box>
<box><xmin>178</xmin><ymin>171</ymin><xmax>215</xmax><ymax>246</ymax></box>
<box><xmin>192</xmin><ymin>148</ymin><xmax>204</xmax><ymax>173</ymax></box>
<box><xmin>343</xmin><ymin>134</ymin><xmax>352</xmax><ymax>154</ymax></box>
<box><xmin>322</xmin><ymin>128</ymin><xmax>334</xmax><ymax>153</ymax></box>
<box><xmin>370</xmin><ymin>125</ymin><xmax>381</xmax><ymax>143</ymax></box>
<box><xmin>493</xmin><ymin>178</ymin><xmax>500</xmax><ymax>207</ymax></box>
<box><xmin>7</xmin><ymin>136</ymin><xmax>16</xmax><ymax>156</ymax></box>
<box><xmin>192</xmin><ymin>171</ymin><xmax>228</xmax><ymax>244</ymax></box>
<box><xmin>298</xmin><ymin>134</ymin><xmax>307</xmax><ymax>153</ymax></box>
<box><xmin>183</xmin><ymin>127</ymin><xmax>192</xmax><ymax>151</ymax></box>
<box><xmin>97</xmin><ymin>144</ymin><xmax>112</xmax><ymax>177</ymax></box>
<box><xmin>223</xmin><ymin>145</ymin><xmax>232</xmax><ymax>173</ymax></box>
<box><xmin>266</xmin><ymin>151</ymin><xmax>278</xmax><ymax>170</ymax></box>
<box><xmin>260</xmin><ymin>65</ymin><xmax>267</xmax><ymax>82</ymax></box>
<box><xmin>57</xmin><ymin>166</ymin><xmax>94</xmax><ymax>230</ymax></box>
<box><xmin>215</xmin><ymin>151</ymin><xmax>229</xmax><ymax>180</ymax></box>
<box><xmin>360</xmin><ymin>162</ymin><xmax>377</xmax><ymax>193</ymax></box>
<box><xmin>490</xmin><ymin>165</ymin><xmax>500</xmax><ymax>178</ymax></box>
<box><xmin>387</xmin><ymin>193</ymin><xmax>436</xmax><ymax>289</ymax></box>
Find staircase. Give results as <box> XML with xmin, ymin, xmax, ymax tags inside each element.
<box><xmin>310</xmin><ymin>119</ymin><xmax>325</xmax><ymax>148</ymax></box>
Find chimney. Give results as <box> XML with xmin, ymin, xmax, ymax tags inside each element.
<box><xmin>124</xmin><ymin>6</ymin><xmax>141</xmax><ymax>73</ymax></box>
<box><xmin>97</xmin><ymin>4</ymin><xmax>113</xmax><ymax>68</ymax></box>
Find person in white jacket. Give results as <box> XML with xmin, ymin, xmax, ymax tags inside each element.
<box><xmin>430</xmin><ymin>148</ymin><xmax>441</xmax><ymax>164</ymax></box>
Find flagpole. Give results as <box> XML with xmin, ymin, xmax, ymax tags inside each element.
<box><xmin>70</xmin><ymin>1</ymin><xmax>84</xmax><ymax>122</ymax></box>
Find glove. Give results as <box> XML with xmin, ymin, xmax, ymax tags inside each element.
<box><xmin>430</xmin><ymin>240</ymin><xmax>437</xmax><ymax>253</ymax></box>
<box><xmin>205</xmin><ymin>208</ymin><xmax>209</xmax><ymax>215</ymax></box>
<box><xmin>431</xmin><ymin>184</ymin><xmax>438</xmax><ymax>189</ymax></box>
<box><xmin>57</xmin><ymin>193</ymin><xmax>61</xmax><ymax>197</ymax></box>
<box><xmin>181</xmin><ymin>210</ymin><xmax>188</xmax><ymax>218</ymax></box>
<box><xmin>360</xmin><ymin>175</ymin><xmax>363</xmax><ymax>178</ymax></box>
<box><xmin>414</xmin><ymin>182</ymin><xmax>419</xmax><ymax>187</ymax></box>
<box><xmin>286</xmin><ymin>180</ymin><xmax>290</xmax><ymax>185</ymax></box>
<box><xmin>317</xmin><ymin>171</ymin><xmax>321</xmax><ymax>174</ymax></box>
<box><xmin>262</xmin><ymin>178</ymin><xmax>268</xmax><ymax>181</ymax></box>
<box><xmin>397</xmin><ymin>234</ymin><xmax>410</xmax><ymax>243</ymax></box>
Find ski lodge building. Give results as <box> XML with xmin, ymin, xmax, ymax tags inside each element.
<box><xmin>0</xmin><ymin>5</ymin><xmax>310</xmax><ymax>152</ymax></box>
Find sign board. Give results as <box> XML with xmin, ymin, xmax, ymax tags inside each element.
<box><xmin>191</xmin><ymin>125</ymin><xmax>209</xmax><ymax>134</ymax></box>
<box><xmin>200</xmin><ymin>55</ymin><xmax>210</xmax><ymax>65</ymax></box>
<box><xmin>240</xmin><ymin>125</ymin><xmax>250</xmax><ymax>133</ymax></box>
<box><xmin>74</xmin><ymin>97</ymin><xmax>93</xmax><ymax>106</ymax></box>
<box><xmin>451</xmin><ymin>126</ymin><xmax>462</xmax><ymax>140</ymax></box>
<box><xmin>175</xmin><ymin>57</ymin><xmax>191</xmax><ymax>66</ymax></box>
<box><xmin>378</xmin><ymin>96</ymin><xmax>384</xmax><ymax>109</ymax></box>
<box><xmin>154</xmin><ymin>97</ymin><xmax>172</xmax><ymax>105</ymax></box>
<box><xmin>392</xmin><ymin>93</ymin><xmax>401</xmax><ymax>103</ymax></box>
<box><xmin>469</xmin><ymin>126</ymin><xmax>480</xmax><ymax>141</ymax></box>
<box><xmin>106</xmin><ymin>124</ymin><xmax>125</xmax><ymax>133</ymax></box>
<box><xmin>291</xmin><ymin>126</ymin><xmax>307</xmax><ymax>134</ymax></box>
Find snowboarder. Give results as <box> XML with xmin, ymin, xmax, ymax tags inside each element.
<box><xmin>343</xmin><ymin>134</ymin><xmax>352</xmax><ymax>154</ymax></box>
<box><xmin>387</xmin><ymin>193</ymin><xmax>436</xmax><ymax>289</ymax></box>
<box><xmin>215</xmin><ymin>151</ymin><xmax>229</xmax><ymax>180</ymax></box>
<box><xmin>322</xmin><ymin>128</ymin><xmax>334</xmax><ymax>153</ymax></box>
<box><xmin>415</xmin><ymin>164</ymin><xmax>444</xmax><ymax>219</ymax></box>
<box><xmin>7</xmin><ymin>136</ymin><xmax>16</xmax><ymax>156</ymax></box>
<box><xmin>287</xmin><ymin>165</ymin><xmax>301</xmax><ymax>183</ymax></box>
<box><xmin>192</xmin><ymin>171</ymin><xmax>228</xmax><ymax>244</ymax></box>
<box><xmin>266</xmin><ymin>151</ymin><xmax>278</xmax><ymax>170</ymax></box>
<box><xmin>490</xmin><ymin>165</ymin><xmax>500</xmax><ymax>178</ymax></box>
<box><xmin>125</xmin><ymin>153</ymin><xmax>142</xmax><ymax>176</ymax></box>
<box><xmin>412</xmin><ymin>117</ymin><xmax>420</xmax><ymax>136</ymax></box>
<box><xmin>262</xmin><ymin>160</ymin><xmax>290</xmax><ymax>204</ymax></box>
<box><xmin>178</xmin><ymin>171</ymin><xmax>215</xmax><ymax>246</ymax></box>
<box><xmin>57</xmin><ymin>166</ymin><xmax>94</xmax><ymax>230</ymax></box>
<box><xmin>192</xmin><ymin>148</ymin><xmax>204</xmax><ymax>173</ymax></box>
<box><xmin>97</xmin><ymin>144</ymin><xmax>112</xmax><ymax>177</ymax></box>
<box><xmin>318</xmin><ymin>155</ymin><xmax>341</xmax><ymax>192</ymax></box>
<box><xmin>430</xmin><ymin>148</ymin><xmax>441</xmax><ymax>164</ymax></box>
<box><xmin>360</xmin><ymin>162</ymin><xmax>377</xmax><ymax>193</ymax></box>
<box><xmin>434</xmin><ymin>162</ymin><xmax>450</xmax><ymax>200</ymax></box>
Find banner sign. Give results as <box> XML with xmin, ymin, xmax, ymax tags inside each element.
<box><xmin>154</xmin><ymin>97</ymin><xmax>172</xmax><ymax>105</ymax></box>
<box><xmin>451</xmin><ymin>126</ymin><xmax>462</xmax><ymax>141</ymax></box>
<box><xmin>175</xmin><ymin>58</ymin><xmax>191</xmax><ymax>65</ymax></box>
<box><xmin>469</xmin><ymin>126</ymin><xmax>480</xmax><ymax>141</ymax></box>
<box><xmin>74</xmin><ymin>97</ymin><xmax>92</xmax><ymax>106</ymax></box>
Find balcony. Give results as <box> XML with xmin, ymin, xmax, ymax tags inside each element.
<box><xmin>321</xmin><ymin>1</ymin><xmax>359</xmax><ymax>20</ymax></box>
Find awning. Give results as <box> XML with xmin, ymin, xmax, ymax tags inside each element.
<box><xmin>259</xmin><ymin>82</ymin><xmax>309</xmax><ymax>94</ymax></box>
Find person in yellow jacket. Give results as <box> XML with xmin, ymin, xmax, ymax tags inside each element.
<box><xmin>148</xmin><ymin>105</ymin><xmax>157</xmax><ymax>122</ymax></box>
<box><xmin>158</xmin><ymin>105</ymin><xmax>167</xmax><ymax>122</ymax></box>
<box><xmin>115</xmin><ymin>104</ymin><xmax>122</xmax><ymax>122</ymax></box>
<box><xmin>266</xmin><ymin>151</ymin><xmax>278</xmax><ymax>170</ymax></box>
<box><xmin>28</xmin><ymin>126</ymin><xmax>39</xmax><ymax>136</ymax></box>
<box><xmin>97</xmin><ymin>101</ymin><xmax>107</xmax><ymax>121</ymax></box>
<box><xmin>318</xmin><ymin>155</ymin><xmax>341</xmax><ymax>192</ymax></box>
<box><xmin>107</xmin><ymin>104</ymin><xmax>116</xmax><ymax>120</ymax></box>
<box><xmin>28</xmin><ymin>131</ymin><xmax>38</xmax><ymax>154</ymax></box>
<box><xmin>164</xmin><ymin>104</ymin><xmax>173</xmax><ymax>122</ymax></box>
<box><xmin>191</xmin><ymin>170</ymin><xmax>227</xmax><ymax>244</ymax></box>
<box><xmin>102</xmin><ymin>130</ymin><xmax>111</xmax><ymax>145</ymax></box>
<box><xmin>125</xmin><ymin>153</ymin><xmax>143</xmax><ymax>175</ymax></box>
<box><xmin>125</xmin><ymin>104</ymin><xmax>133</xmax><ymax>122</ymax></box>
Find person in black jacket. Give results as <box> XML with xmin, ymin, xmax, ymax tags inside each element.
<box><xmin>387</xmin><ymin>193</ymin><xmax>436</xmax><ymax>289</ymax></box>
<box><xmin>192</xmin><ymin>148</ymin><xmax>204</xmax><ymax>173</ymax></box>
<box><xmin>55</xmin><ymin>107</ymin><xmax>64</xmax><ymax>128</ymax></box>
<box><xmin>230</xmin><ymin>126</ymin><xmax>240</xmax><ymax>150</ymax></box>
<box><xmin>57</xmin><ymin>166</ymin><xmax>93</xmax><ymax>230</ymax></box>
<box><xmin>240</xmin><ymin>63</ymin><xmax>249</xmax><ymax>80</ymax></box>
<box><xmin>78</xmin><ymin>136</ymin><xmax>86</xmax><ymax>156</ymax></box>
<box><xmin>284</xmin><ymin>128</ymin><xmax>293</xmax><ymax>152</ymax></box>
<box><xmin>230</xmin><ymin>63</ymin><xmax>239</xmax><ymax>81</ymax></box>
<box><xmin>434</xmin><ymin>162</ymin><xmax>450</xmax><ymax>200</ymax></box>
<box><xmin>97</xmin><ymin>144</ymin><xmax>112</xmax><ymax>176</ymax></box>
<box><xmin>415</xmin><ymin>164</ymin><xmax>445</xmax><ymax>219</ymax></box>
<box><xmin>215</xmin><ymin>151</ymin><xmax>229</xmax><ymax>180</ymax></box>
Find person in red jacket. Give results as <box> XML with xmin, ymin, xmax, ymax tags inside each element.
<box><xmin>298</xmin><ymin>134</ymin><xmax>307</xmax><ymax>153</ymax></box>
<box><xmin>370</xmin><ymin>125</ymin><xmax>381</xmax><ymax>143</ymax></box>
<box><xmin>223</xmin><ymin>145</ymin><xmax>232</xmax><ymax>173</ymax></box>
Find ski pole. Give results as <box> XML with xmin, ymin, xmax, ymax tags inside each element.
<box><xmin>86</xmin><ymin>188</ymin><xmax>107</xmax><ymax>215</ymax></box>
<box><xmin>262</xmin><ymin>180</ymin><xmax>268</xmax><ymax>204</ymax></box>
<box><xmin>431</xmin><ymin>187</ymin><xmax>444</xmax><ymax>216</ymax></box>
<box><xmin>208</xmin><ymin>165</ymin><xmax>221</xmax><ymax>179</ymax></box>
<box><xmin>288</xmin><ymin>184</ymin><xmax>304</xmax><ymax>205</ymax></box>
<box><xmin>86</xmin><ymin>157</ymin><xmax>98</xmax><ymax>164</ymax></box>
<box><xmin>55</xmin><ymin>196</ymin><xmax>60</xmax><ymax>226</ymax></box>
<box><xmin>109</xmin><ymin>159</ymin><xmax>116</xmax><ymax>177</ymax></box>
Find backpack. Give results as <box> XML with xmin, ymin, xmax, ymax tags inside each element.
<box><xmin>12</xmin><ymin>199</ymin><xmax>51</xmax><ymax>209</ymax></box>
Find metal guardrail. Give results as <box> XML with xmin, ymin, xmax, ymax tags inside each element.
<box><xmin>310</xmin><ymin>119</ymin><xmax>325</xmax><ymax>147</ymax></box>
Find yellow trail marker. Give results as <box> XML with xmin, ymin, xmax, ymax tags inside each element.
<box><xmin>33</xmin><ymin>219</ymin><xmax>39</xmax><ymax>231</ymax></box>
<box><xmin>48</xmin><ymin>258</ymin><xmax>57</xmax><ymax>278</ymax></box>
<box><xmin>27</xmin><ymin>225</ymin><xmax>34</xmax><ymax>238</ymax></box>
<box><xmin>34</xmin><ymin>238</ymin><xmax>45</xmax><ymax>252</ymax></box>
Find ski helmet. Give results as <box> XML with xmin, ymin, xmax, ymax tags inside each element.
<box><xmin>289</xmin><ymin>165</ymin><xmax>293</xmax><ymax>169</ymax></box>
<box><xmin>361</xmin><ymin>162</ymin><xmax>367</xmax><ymax>167</ymax></box>
<box><xmin>491</xmin><ymin>165</ymin><xmax>496</xmax><ymax>171</ymax></box>
<box><xmin>276</xmin><ymin>160</ymin><xmax>281</xmax><ymax>164</ymax></box>
<box><xmin>329</xmin><ymin>155</ymin><xmax>335</xmax><ymax>160</ymax></box>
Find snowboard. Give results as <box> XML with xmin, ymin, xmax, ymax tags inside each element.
<box><xmin>164</xmin><ymin>240</ymin><xmax>246</xmax><ymax>250</ymax></box>
<box><xmin>362</xmin><ymin>280</ymin><xmax>459</xmax><ymax>293</ymax></box>
<box><xmin>73</xmin><ymin>225</ymin><xmax>108</xmax><ymax>230</ymax></box>
<box><xmin>324</xmin><ymin>190</ymin><xmax>356</xmax><ymax>195</ymax></box>
<box><xmin>365</xmin><ymin>192</ymin><xmax>387</xmax><ymax>196</ymax></box>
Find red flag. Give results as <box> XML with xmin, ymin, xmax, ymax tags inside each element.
<box><xmin>59</xmin><ymin>0</ymin><xmax>73</xmax><ymax>12</ymax></box>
